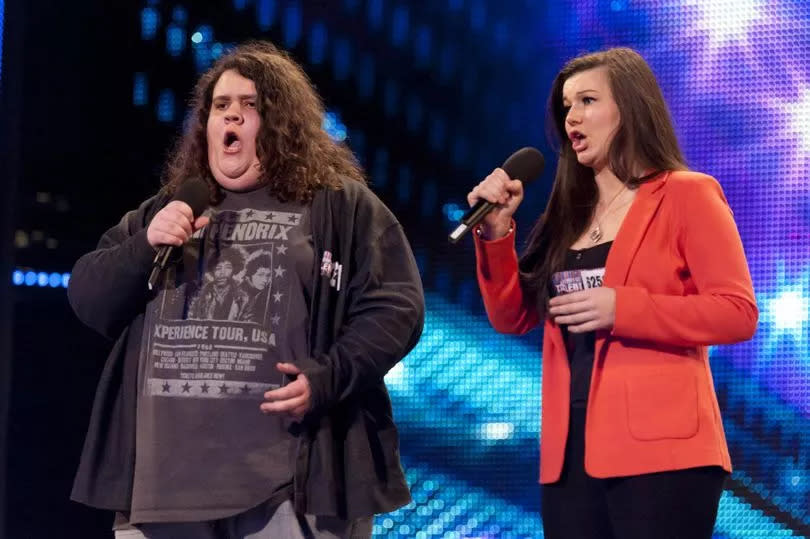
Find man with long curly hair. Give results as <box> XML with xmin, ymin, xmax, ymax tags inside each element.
<box><xmin>238</xmin><ymin>252</ymin><xmax>274</xmax><ymax>324</ymax></box>
<box><xmin>67</xmin><ymin>41</ymin><xmax>424</xmax><ymax>538</ymax></box>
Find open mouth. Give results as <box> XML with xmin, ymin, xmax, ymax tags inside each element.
<box><xmin>569</xmin><ymin>131</ymin><xmax>587</xmax><ymax>151</ymax></box>
<box><xmin>223</xmin><ymin>131</ymin><xmax>241</xmax><ymax>153</ymax></box>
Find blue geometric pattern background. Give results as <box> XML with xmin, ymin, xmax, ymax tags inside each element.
<box><xmin>17</xmin><ymin>0</ymin><xmax>808</xmax><ymax>536</ymax></box>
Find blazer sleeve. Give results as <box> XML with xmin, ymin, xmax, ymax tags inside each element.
<box><xmin>612</xmin><ymin>176</ymin><xmax>758</xmax><ymax>346</ymax></box>
<box><xmin>67</xmin><ymin>197</ymin><xmax>162</xmax><ymax>340</ymax></box>
<box><xmin>474</xmin><ymin>225</ymin><xmax>539</xmax><ymax>335</ymax></box>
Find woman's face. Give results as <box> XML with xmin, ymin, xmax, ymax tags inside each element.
<box><xmin>561</xmin><ymin>67</ymin><xmax>621</xmax><ymax>173</ymax></box>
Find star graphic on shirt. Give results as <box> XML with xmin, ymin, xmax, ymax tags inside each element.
<box><xmin>288</xmin><ymin>214</ymin><xmax>299</xmax><ymax>224</ymax></box>
<box><xmin>273</xmin><ymin>291</ymin><xmax>283</xmax><ymax>303</ymax></box>
<box><xmin>240</xmin><ymin>384</ymin><xmax>251</xmax><ymax>394</ymax></box>
<box><xmin>271</xmin><ymin>314</ymin><xmax>281</xmax><ymax>325</ymax></box>
<box><xmin>276</xmin><ymin>244</ymin><xmax>287</xmax><ymax>255</ymax></box>
<box><xmin>274</xmin><ymin>266</ymin><xmax>286</xmax><ymax>278</ymax></box>
<box><xmin>219</xmin><ymin>384</ymin><xmax>229</xmax><ymax>394</ymax></box>
<box><xmin>181</xmin><ymin>383</ymin><xmax>191</xmax><ymax>393</ymax></box>
<box><xmin>265</xmin><ymin>212</ymin><xmax>275</xmax><ymax>221</ymax></box>
<box><xmin>162</xmin><ymin>382</ymin><xmax>171</xmax><ymax>393</ymax></box>
<box><xmin>200</xmin><ymin>383</ymin><xmax>210</xmax><ymax>394</ymax></box>
<box><xmin>245</xmin><ymin>209</ymin><xmax>255</xmax><ymax>219</ymax></box>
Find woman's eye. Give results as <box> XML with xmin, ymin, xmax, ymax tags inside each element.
<box><xmin>583</xmin><ymin>96</ymin><xmax>595</xmax><ymax>105</ymax></box>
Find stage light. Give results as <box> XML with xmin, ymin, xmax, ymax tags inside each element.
<box><xmin>157</xmin><ymin>89</ymin><xmax>175</xmax><ymax>123</ymax></box>
<box><xmin>308</xmin><ymin>21</ymin><xmax>326</xmax><ymax>65</ymax></box>
<box><xmin>256</xmin><ymin>0</ymin><xmax>275</xmax><ymax>30</ymax></box>
<box><xmin>768</xmin><ymin>289</ymin><xmax>809</xmax><ymax>332</ymax></box>
<box><xmin>480</xmin><ymin>422</ymin><xmax>514</xmax><ymax>441</ymax></box>
<box><xmin>323</xmin><ymin>110</ymin><xmax>347</xmax><ymax>141</ymax></box>
<box><xmin>166</xmin><ymin>24</ymin><xmax>185</xmax><ymax>57</ymax></box>
<box><xmin>391</xmin><ymin>5</ymin><xmax>408</xmax><ymax>47</ymax></box>
<box><xmin>332</xmin><ymin>38</ymin><xmax>351</xmax><ymax>81</ymax></box>
<box><xmin>192</xmin><ymin>25</ymin><xmax>213</xmax><ymax>43</ymax></box>
<box><xmin>282</xmin><ymin>2</ymin><xmax>301</xmax><ymax>48</ymax></box>
<box><xmin>172</xmin><ymin>6</ymin><xmax>187</xmax><ymax>24</ymax></box>
<box><xmin>141</xmin><ymin>7</ymin><xmax>159</xmax><ymax>40</ymax></box>
<box><xmin>442</xmin><ymin>203</ymin><xmax>465</xmax><ymax>223</ymax></box>
<box><xmin>367</xmin><ymin>0</ymin><xmax>383</xmax><ymax>31</ymax></box>
<box><xmin>690</xmin><ymin>0</ymin><xmax>762</xmax><ymax>44</ymax></box>
<box><xmin>786</xmin><ymin>86</ymin><xmax>810</xmax><ymax>156</ymax></box>
<box><xmin>133</xmin><ymin>72</ymin><xmax>147</xmax><ymax>106</ymax></box>
<box><xmin>384</xmin><ymin>362</ymin><xmax>406</xmax><ymax>389</ymax></box>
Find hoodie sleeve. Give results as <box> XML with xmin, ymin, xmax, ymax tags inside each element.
<box><xmin>301</xmin><ymin>197</ymin><xmax>425</xmax><ymax>415</ymax></box>
<box><xmin>67</xmin><ymin>196</ymin><xmax>162</xmax><ymax>340</ymax></box>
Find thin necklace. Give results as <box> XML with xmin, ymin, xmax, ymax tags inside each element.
<box><xmin>589</xmin><ymin>184</ymin><xmax>628</xmax><ymax>243</ymax></box>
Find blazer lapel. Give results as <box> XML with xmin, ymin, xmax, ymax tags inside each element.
<box><xmin>604</xmin><ymin>172</ymin><xmax>669</xmax><ymax>287</ymax></box>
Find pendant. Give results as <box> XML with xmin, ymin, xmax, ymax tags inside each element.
<box><xmin>589</xmin><ymin>225</ymin><xmax>602</xmax><ymax>243</ymax></box>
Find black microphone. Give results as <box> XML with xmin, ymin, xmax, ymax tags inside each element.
<box><xmin>147</xmin><ymin>178</ymin><xmax>210</xmax><ymax>290</ymax></box>
<box><xmin>448</xmin><ymin>147</ymin><xmax>545</xmax><ymax>243</ymax></box>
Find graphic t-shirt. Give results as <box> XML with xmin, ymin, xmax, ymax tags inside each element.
<box><xmin>129</xmin><ymin>188</ymin><xmax>314</xmax><ymax>523</ymax></box>
<box><xmin>550</xmin><ymin>241</ymin><xmax>612</xmax><ymax>408</ymax></box>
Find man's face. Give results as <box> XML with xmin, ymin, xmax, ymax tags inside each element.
<box><xmin>213</xmin><ymin>260</ymin><xmax>234</xmax><ymax>286</ymax></box>
<box><xmin>206</xmin><ymin>69</ymin><xmax>263</xmax><ymax>192</ymax></box>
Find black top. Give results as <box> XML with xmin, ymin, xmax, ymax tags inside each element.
<box><xmin>550</xmin><ymin>241</ymin><xmax>612</xmax><ymax>408</ymax></box>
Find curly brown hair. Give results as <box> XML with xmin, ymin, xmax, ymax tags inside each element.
<box><xmin>163</xmin><ymin>40</ymin><xmax>365</xmax><ymax>203</ymax></box>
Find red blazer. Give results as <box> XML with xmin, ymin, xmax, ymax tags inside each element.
<box><xmin>474</xmin><ymin>171</ymin><xmax>758</xmax><ymax>483</ymax></box>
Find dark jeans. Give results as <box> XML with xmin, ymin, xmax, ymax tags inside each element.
<box><xmin>541</xmin><ymin>406</ymin><xmax>727</xmax><ymax>539</ymax></box>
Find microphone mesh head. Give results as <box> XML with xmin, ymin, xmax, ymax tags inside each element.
<box><xmin>171</xmin><ymin>178</ymin><xmax>210</xmax><ymax>217</ymax></box>
<box><xmin>501</xmin><ymin>147</ymin><xmax>545</xmax><ymax>184</ymax></box>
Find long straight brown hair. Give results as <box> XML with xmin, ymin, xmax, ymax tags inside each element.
<box><xmin>519</xmin><ymin>47</ymin><xmax>688</xmax><ymax>317</ymax></box>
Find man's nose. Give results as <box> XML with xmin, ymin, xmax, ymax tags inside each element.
<box><xmin>225</xmin><ymin>105</ymin><xmax>243</xmax><ymax>123</ymax></box>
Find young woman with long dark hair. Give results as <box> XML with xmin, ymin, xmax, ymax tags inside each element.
<box><xmin>468</xmin><ymin>47</ymin><xmax>757</xmax><ymax>539</ymax></box>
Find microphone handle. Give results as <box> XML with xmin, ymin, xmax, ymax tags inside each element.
<box><xmin>448</xmin><ymin>200</ymin><xmax>495</xmax><ymax>243</ymax></box>
<box><xmin>147</xmin><ymin>245</ymin><xmax>174</xmax><ymax>291</ymax></box>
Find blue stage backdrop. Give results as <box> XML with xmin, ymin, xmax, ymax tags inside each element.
<box><xmin>17</xmin><ymin>1</ymin><xmax>807</xmax><ymax>537</ymax></box>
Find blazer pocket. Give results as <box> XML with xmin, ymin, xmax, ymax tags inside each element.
<box><xmin>625</xmin><ymin>372</ymin><xmax>699</xmax><ymax>441</ymax></box>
